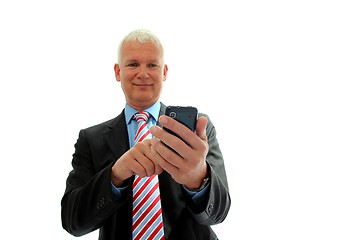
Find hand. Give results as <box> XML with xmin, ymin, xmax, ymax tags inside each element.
<box><xmin>111</xmin><ymin>139</ymin><xmax>163</xmax><ymax>187</ymax></box>
<box><xmin>150</xmin><ymin>115</ymin><xmax>209</xmax><ymax>189</ymax></box>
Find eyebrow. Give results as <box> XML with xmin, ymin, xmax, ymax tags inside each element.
<box><xmin>124</xmin><ymin>59</ymin><xmax>160</xmax><ymax>64</ymax></box>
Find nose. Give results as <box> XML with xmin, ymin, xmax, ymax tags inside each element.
<box><xmin>136</xmin><ymin>66</ymin><xmax>150</xmax><ymax>79</ymax></box>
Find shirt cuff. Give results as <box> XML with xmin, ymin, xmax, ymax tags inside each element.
<box><xmin>111</xmin><ymin>180</ymin><xmax>131</xmax><ymax>201</ymax></box>
<box><xmin>182</xmin><ymin>182</ymin><xmax>210</xmax><ymax>206</ymax></box>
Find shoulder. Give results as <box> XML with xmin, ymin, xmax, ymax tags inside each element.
<box><xmin>81</xmin><ymin>113</ymin><xmax>124</xmax><ymax>136</ymax></box>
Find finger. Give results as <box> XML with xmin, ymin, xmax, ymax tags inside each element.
<box><xmin>160</xmin><ymin>115</ymin><xmax>208</xmax><ymax>148</ymax></box>
<box><xmin>131</xmin><ymin>142</ymin><xmax>157</xmax><ymax>176</ymax></box>
<box><xmin>195</xmin><ymin>116</ymin><xmax>208</xmax><ymax>141</ymax></box>
<box><xmin>134</xmin><ymin>154</ymin><xmax>155</xmax><ymax>176</ymax></box>
<box><xmin>129</xmin><ymin>152</ymin><xmax>149</xmax><ymax>178</ymax></box>
<box><xmin>174</xmin><ymin>115</ymin><xmax>208</xmax><ymax>149</ymax></box>
<box><xmin>159</xmin><ymin>115</ymin><xmax>195</xmax><ymax>140</ymax></box>
<box><xmin>153</xmin><ymin>163</ymin><xmax>164</xmax><ymax>175</ymax></box>
<box><xmin>146</xmin><ymin>138</ymin><xmax>164</xmax><ymax>175</ymax></box>
<box><xmin>150</xmin><ymin>137</ymin><xmax>181</xmax><ymax>172</ymax></box>
<box><xmin>150</xmin><ymin>125</ymin><xmax>189</xmax><ymax>155</ymax></box>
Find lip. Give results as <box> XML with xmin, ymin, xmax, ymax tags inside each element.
<box><xmin>134</xmin><ymin>83</ymin><xmax>153</xmax><ymax>87</ymax></box>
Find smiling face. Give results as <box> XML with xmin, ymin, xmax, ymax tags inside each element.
<box><xmin>114</xmin><ymin>41</ymin><xmax>168</xmax><ymax>111</ymax></box>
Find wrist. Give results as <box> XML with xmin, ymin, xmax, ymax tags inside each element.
<box><xmin>185</xmin><ymin>164</ymin><xmax>209</xmax><ymax>191</ymax></box>
<box><xmin>111</xmin><ymin>166</ymin><xmax>125</xmax><ymax>187</ymax></box>
<box><xmin>187</xmin><ymin>176</ymin><xmax>210</xmax><ymax>191</ymax></box>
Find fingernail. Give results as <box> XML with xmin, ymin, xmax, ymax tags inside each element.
<box><xmin>150</xmin><ymin>126</ymin><xmax>157</xmax><ymax>133</ymax></box>
<box><xmin>159</xmin><ymin>115</ymin><xmax>168</xmax><ymax>124</ymax></box>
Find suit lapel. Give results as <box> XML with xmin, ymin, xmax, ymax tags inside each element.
<box><xmin>103</xmin><ymin>110</ymin><xmax>130</xmax><ymax>159</ymax></box>
<box><xmin>158</xmin><ymin>102</ymin><xmax>166</xmax><ymax>127</ymax></box>
<box><xmin>102</xmin><ymin>103</ymin><xmax>165</xmax><ymax>160</ymax></box>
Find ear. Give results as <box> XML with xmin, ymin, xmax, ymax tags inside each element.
<box><xmin>114</xmin><ymin>63</ymin><xmax>121</xmax><ymax>82</ymax></box>
<box><xmin>163</xmin><ymin>64</ymin><xmax>168</xmax><ymax>81</ymax></box>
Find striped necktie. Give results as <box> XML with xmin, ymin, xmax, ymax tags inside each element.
<box><xmin>132</xmin><ymin>111</ymin><xmax>165</xmax><ymax>240</ymax></box>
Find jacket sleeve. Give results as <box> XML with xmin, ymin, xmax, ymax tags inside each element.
<box><xmin>61</xmin><ymin>129</ymin><xmax>131</xmax><ymax>237</ymax></box>
<box><xmin>187</xmin><ymin>114</ymin><xmax>231</xmax><ymax>225</ymax></box>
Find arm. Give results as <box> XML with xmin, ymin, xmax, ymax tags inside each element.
<box><xmin>61</xmin><ymin>129</ymin><xmax>131</xmax><ymax>236</ymax></box>
<box><xmin>186</xmin><ymin>114</ymin><xmax>231</xmax><ymax>224</ymax></box>
<box><xmin>150</xmin><ymin>114</ymin><xmax>231</xmax><ymax>225</ymax></box>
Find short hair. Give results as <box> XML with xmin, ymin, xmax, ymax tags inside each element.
<box><xmin>117</xmin><ymin>29</ymin><xmax>164</xmax><ymax>64</ymax></box>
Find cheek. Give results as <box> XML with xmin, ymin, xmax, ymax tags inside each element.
<box><xmin>121</xmin><ymin>70</ymin><xmax>134</xmax><ymax>80</ymax></box>
<box><xmin>153</xmin><ymin>72</ymin><xmax>165</xmax><ymax>82</ymax></box>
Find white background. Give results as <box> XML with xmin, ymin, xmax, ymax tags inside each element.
<box><xmin>1</xmin><ymin>0</ymin><xmax>359</xmax><ymax>239</ymax></box>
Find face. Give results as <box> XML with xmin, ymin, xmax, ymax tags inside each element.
<box><xmin>114</xmin><ymin>41</ymin><xmax>168</xmax><ymax>111</ymax></box>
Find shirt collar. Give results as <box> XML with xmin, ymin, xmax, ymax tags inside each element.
<box><xmin>125</xmin><ymin>101</ymin><xmax>161</xmax><ymax>124</ymax></box>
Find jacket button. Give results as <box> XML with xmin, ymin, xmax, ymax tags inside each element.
<box><xmin>208</xmin><ymin>204</ymin><xmax>214</xmax><ymax>213</ymax></box>
<box><xmin>97</xmin><ymin>197</ymin><xmax>106</xmax><ymax>209</ymax></box>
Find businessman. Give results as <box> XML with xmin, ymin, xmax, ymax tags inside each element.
<box><xmin>61</xmin><ymin>29</ymin><xmax>231</xmax><ymax>240</ymax></box>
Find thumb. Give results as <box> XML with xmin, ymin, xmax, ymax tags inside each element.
<box><xmin>196</xmin><ymin>116</ymin><xmax>208</xmax><ymax>141</ymax></box>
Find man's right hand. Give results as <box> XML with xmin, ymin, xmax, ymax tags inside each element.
<box><xmin>111</xmin><ymin>139</ymin><xmax>163</xmax><ymax>187</ymax></box>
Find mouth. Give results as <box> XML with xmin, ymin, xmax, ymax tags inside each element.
<box><xmin>134</xmin><ymin>83</ymin><xmax>152</xmax><ymax>87</ymax></box>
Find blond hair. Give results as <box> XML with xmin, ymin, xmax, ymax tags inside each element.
<box><xmin>117</xmin><ymin>29</ymin><xmax>164</xmax><ymax>64</ymax></box>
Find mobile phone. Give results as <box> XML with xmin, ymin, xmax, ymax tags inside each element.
<box><xmin>164</xmin><ymin>106</ymin><xmax>198</xmax><ymax>138</ymax></box>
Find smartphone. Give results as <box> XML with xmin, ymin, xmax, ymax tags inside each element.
<box><xmin>164</xmin><ymin>106</ymin><xmax>198</xmax><ymax>139</ymax></box>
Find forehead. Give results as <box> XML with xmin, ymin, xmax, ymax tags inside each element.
<box><xmin>121</xmin><ymin>41</ymin><xmax>163</xmax><ymax>61</ymax></box>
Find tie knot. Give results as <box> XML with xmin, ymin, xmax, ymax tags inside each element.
<box><xmin>134</xmin><ymin>111</ymin><xmax>149</xmax><ymax>124</ymax></box>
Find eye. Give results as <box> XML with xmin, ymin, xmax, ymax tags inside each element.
<box><xmin>127</xmin><ymin>62</ymin><xmax>139</xmax><ymax>67</ymax></box>
<box><xmin>148</xmin><ymin>63</ymin><xmax>159</xmax><ymax>68</ymax></box>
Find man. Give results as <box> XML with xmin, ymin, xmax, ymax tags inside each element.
<box><xmin>61</xmin><ymin>29</ymin><xmax>231</xmax><ymax>240</ymax></box>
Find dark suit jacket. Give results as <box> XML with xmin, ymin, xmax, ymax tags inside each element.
<box><xmin>61</xmin><ymin>103</ymin><xmax>231</xmax><ymax>240</ymax></box>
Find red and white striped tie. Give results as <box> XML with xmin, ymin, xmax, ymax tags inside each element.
<box><xmin>132</xmin><ymin>111</ymin><xmax>165</xmax><ymax>240</ymax></box>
